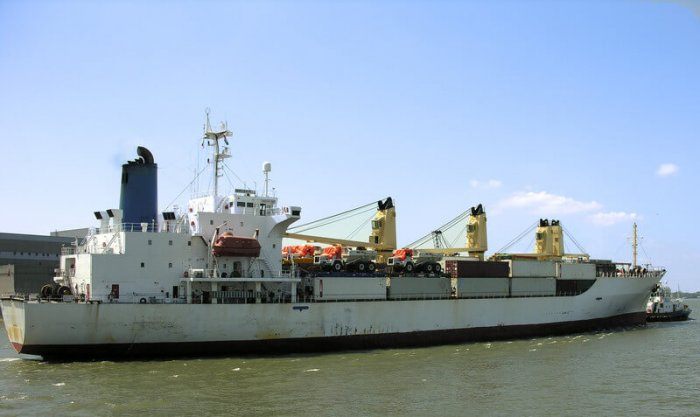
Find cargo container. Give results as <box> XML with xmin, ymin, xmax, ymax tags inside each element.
<box><xmin>314</xmin><ymin>277</ymin><xmax>386</xmax><ymax>301</ymax></box>
<box><xmin>444</xmin><ymin>259</ymin><xmax>510</xmax><ymax>278</ymax></box>
<box><xmin>559</xmin><ymin>263</ymin><xmax>596</xmax><ymax>280</ymax></box>
<box><xmin>388</xmin><ymin>277</ymin><xmax>452</xmax><ymax>299</ymax></box>
<box><xmin>509</xmin><ymin>260</ymin><xmax>556</xmax><ymax>278</ymax></box>
<box><xmin>456</xmin><ymin>277</ymin><xmax>509</xmax><ymax>298</ymax></box>
<box><xmin>510</xmin><ymin>277</ymin><xmax>556</xmax><ymax>297</ymax></box>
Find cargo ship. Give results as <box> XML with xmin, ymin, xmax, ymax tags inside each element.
<box><xmin>0</xmin><ymin>113</ymin><xmax>663</xmax><ymax>359</ymax></box>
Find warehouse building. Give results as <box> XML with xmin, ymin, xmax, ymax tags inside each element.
<box><xmin>0</xmin><ymin>232</ymin><xmax>81</xmax><ymax>295</ymax></box>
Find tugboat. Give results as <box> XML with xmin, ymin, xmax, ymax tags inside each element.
<box><xmin>646</xmin><ymin>285</ymin><xmax>692</xmax><ymax>322</ymax></box>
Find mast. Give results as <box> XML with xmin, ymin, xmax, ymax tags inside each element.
<box><xmin>263</xmin><ymin>161</ymin><xmax>272</xmax><ymax>197</ymax></box>
<box><xmin>632</xmin><ymin>222</ymin><xmax>638</xmax><ymax>269</ymax></box>
<box><xmin>203</xmin><ymin>109</ymin><xmax>232</xmax><ymax>209</ymax></box>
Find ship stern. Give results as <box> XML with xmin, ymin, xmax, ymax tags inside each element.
<box><xmin>1</xmin><ymin>298</ymin><xmax>27</xmax><ymax>354</ymax></box>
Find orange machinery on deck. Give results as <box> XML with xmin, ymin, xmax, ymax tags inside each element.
<box><xmin>282</xmin><ymin>244</ymin><xmax>320</xmax><ymax>264</ymax></box>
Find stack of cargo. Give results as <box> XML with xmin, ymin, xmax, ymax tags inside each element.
<box><xmin>388</xmin><ymin>277</ymin><xmax>451</xmax><ymax>299</ymax></box>
<box><xmin>446</xmin><ymin>259</ymin><xmax>511</xmax><ymax>298</ymax></box>
<box><xmin>509</xmin><ymin>260</ymin><xmax>556</xmax><ymax>297</ymax></box>
<box><xmin>444</xmin><ymin>259</ymin><xmax>510</xmax><ymax>278</ymax></box>
<box><xmin>557</xmin><ymin>262</ymin><xmax>597</xmax><ymax>295</ymax></box>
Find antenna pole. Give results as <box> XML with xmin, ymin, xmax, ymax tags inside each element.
<box><xmin>632</xmin><ymin>222</ymin><xmax>638</xmax><ymax>268</ymax></box>
<box><xmin>203</xmin><ymin>109</ymin><xmax>232</xmax><ymax>210</ymax></box>
<box><xmin>264</xmin><ymin>170</ymin><xmax>269</xmax><ymax>197</ymax></box>
<box><xmin>213</xmin><ymin>135</ymin><xmax>220</xmax><ymax>199</ymax></box>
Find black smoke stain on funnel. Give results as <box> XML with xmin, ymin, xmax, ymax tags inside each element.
<box><xmin>120</xmin><ymin>146</ymin><xmax>158</xmax><ymax>228</ymax></box>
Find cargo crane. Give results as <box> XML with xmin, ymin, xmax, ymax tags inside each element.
<box><xmin>284</xmin><ymin>197</ymin><xmax>397</xmax><ymax>264</ymax></box>
<box><xmin>405</xmin><ymin>204</ymin><xmax>488</xmax><ymax>260</ymax></box>
<box><xmin>490</xmin><ymin>219</ymin><xmax>590</xmax><ymax>261</ymax></box>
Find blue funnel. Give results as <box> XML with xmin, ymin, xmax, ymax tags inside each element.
<box><xmin>119</xmin><ymin>147</ymin><xmax>158</xmax><ymax>228</ymax></box>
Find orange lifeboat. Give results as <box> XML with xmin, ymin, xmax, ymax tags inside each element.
<box><xmin>212</xmin><ymin>232</ymin><xmax>261</xmax><ymax>257</ymax></box>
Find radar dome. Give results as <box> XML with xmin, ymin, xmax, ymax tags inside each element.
<box><xmin>262</xmin><ymin>161</ymin><xmax>272</xmax><ymax>173</ymax></box>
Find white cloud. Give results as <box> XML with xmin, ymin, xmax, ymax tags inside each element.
<box><xmin>498</xmin><ymin>191</ymin><xmax>601</xmax><ymax>215</ymax></box>
<box><xmin>588</xmin><ymin>211</ymin><xmax>638</xmax><ymax>226</ymax></box>
<box><xmin>656</xmin><ymin>163</ymin><xmax>679</xmax><ymax>177</ymax></box>
<box><xmin>469</xmin><ymin>179</ymin><xmax>502</xmax><ymax>189</ymax></box>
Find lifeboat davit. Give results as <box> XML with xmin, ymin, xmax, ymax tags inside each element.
<box><xmin>212</xmin><ymin>232</ymin><xmax>261</xmax><ymax>257</ymax></box>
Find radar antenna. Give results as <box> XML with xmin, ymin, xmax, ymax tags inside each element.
<box><xmin>203</xmin><ymin>109</ymin><xmax>232</xmax><ymax>204</ymax></box>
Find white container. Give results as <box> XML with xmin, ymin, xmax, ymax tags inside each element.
<box><xmin>510</xmin><ymin>260</ymin><xmax>556</xmax><ymax>278</ymax></box>
<box><xmin>314</xmin><ymin>277</ymin><xmax>386</xmax><ymax>301</ymax></box>
<box><xmin>388</xmin><ymin>277</ymin><xmax>451</xmax><ymax>299</ymax></box>
<box><xmin>457</xmin><ymin>278</ymin><xmax>509</xmax><ymax>297</ymax></box>
<box><xmin>510</xmin><ymin>277</ymin><xmax>556</xmax><ymax>296</ymax></box>
<box><xmin>560</xmin><ymin>263</ymin><xmax>596</xmax><ymax>280</ymax></box>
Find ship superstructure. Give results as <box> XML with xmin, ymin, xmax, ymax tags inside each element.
<box><xmin>1</xmin><ymin>113</ymin><xmax>664</xmax><ymax>359</ymax></box>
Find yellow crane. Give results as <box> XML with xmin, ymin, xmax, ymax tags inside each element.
<box><xmin>490</xmin><ymin>219</ymin><xmax>590</xmax><ymax>261</ymax></box>
<box><xmin>407</xmin><ymin>204</ymin><xmax>488</xmax><ymax>260</ymax></box>
<box><xmin>284</xmin><ymin>197</ymin><xmax>397</xmax><ymax>263</ymax></box>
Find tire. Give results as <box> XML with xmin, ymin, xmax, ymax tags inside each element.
<box><xmin>405</xmin><ymin>262</ymin><xmax>414</xmax><ymax>273</ymax></box>
<box><xmin>57</xmin><ymin>286</ymin><xmax>72</xmax><ymax>296</ymax></box>
<box><xmin>332</xmin><ymin>261</ymin><xmax>343</xmax><ymax>272</ymax></box>
<box><xmin>40</xmin><ymin>284</ymin><xmax>54</xmax><ymax>299</ymax></box>
<box><xmin>426</xmin><ymin>263</ymin><xmax>434</xmax><ymax>273</ymax></box>
<box><xmin>433</xmin><ymin>263</ymin><xmax>442</xmax><ymax>273</ymax></box>
<box><xmin>367</xmin><ymin>262</ymin><xmax>376</xmax><ymax>272</ymax></box>
<box><xmin>357</xmin><ymin>262</ymin><xmax>366</xmax><ymax>272</ymax></box>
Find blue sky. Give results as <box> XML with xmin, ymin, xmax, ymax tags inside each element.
<box><xmin>1</xmin><ymin>1</ymin><xmax>698</xmax><ymax>289</ymax></box>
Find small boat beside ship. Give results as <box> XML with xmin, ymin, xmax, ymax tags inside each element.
<box><xmin>647</xmin><ymin>286</ymin><xmax>692</xmax><ymax>322</ymax></box>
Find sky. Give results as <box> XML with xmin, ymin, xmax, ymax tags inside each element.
<box><xmin>0</xmin><ymin>0</ymin><xmax>698</xmax><ymax>289</ymax></box>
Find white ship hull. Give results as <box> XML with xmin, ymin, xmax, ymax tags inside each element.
<box><xmin>2</xmin><ymin>275</ymin><xmax>658</xmax><ymax>359</ymax></box>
